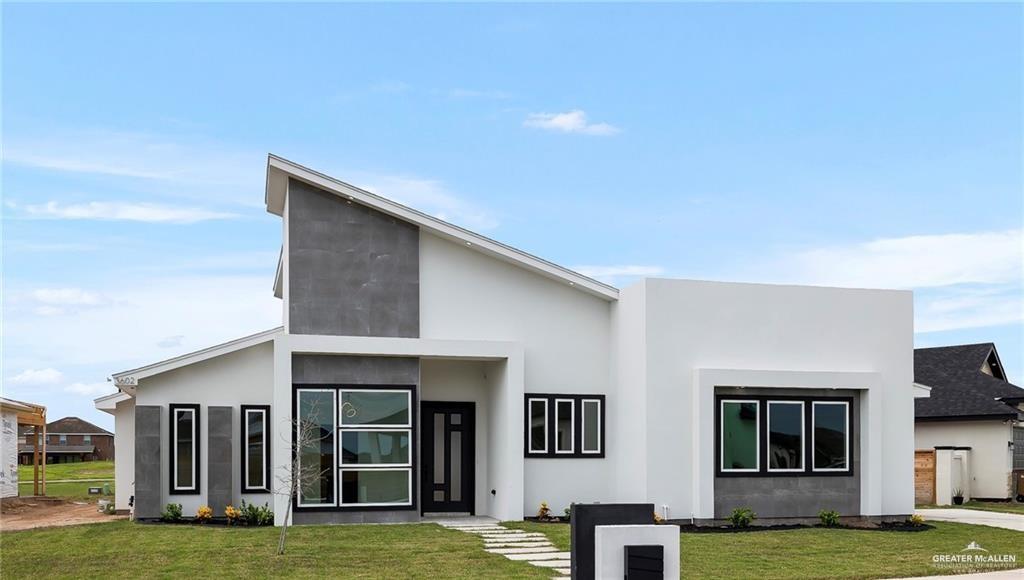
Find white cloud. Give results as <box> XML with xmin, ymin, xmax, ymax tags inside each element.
<box><xmin>523</xmin><ymin>110</ymin><xmax>620</xmax><ymax>136</ymax></box>
<box><xmin>23</xmin><ymin>201</ymin><xmax>238</xmax><ymax>224</ymax></box>
<box><xmin>157</xmin><ymin>335</ymin><xmax>185</xmax><ymax>348</ymax></box>
<box><xmin>915</xmin><ymin>286</ymin><xmax>1024</xmax><ymax>334</ymax></box>
<box><xmin>3</xmin><ymin>129</ymin><xmax>264</xmax><ymax>207</ymax></box>
<box><xmin>64</xmin><ymin>382</ymin><xmax>116</xmax><ymax>396</ymax></box>
<box><xmin>573</xmin><ymin>265</ymin><xmax>666</xmax><ymax>280</ymax></box>
<box><xmin>32</xmin><ymin>288</ymin><xmax>104</xmax><ymax>306</ymax></box>
<box><xmin>8</xmin><ymin>368</ymin><xmax>64</xmax><ymax>385</ymax></box>
<box><xmin>780</xmin><ymin>230</ymin><xmax>1022</xmax><ymax>289</ymax></box>
<box><xmin>355</xmin><ymin>173</ymin><xmax>500</xmax><ymax>230</ymax></box>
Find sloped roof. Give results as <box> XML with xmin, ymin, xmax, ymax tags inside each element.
<box><xmin>17</xmin><ymin>445</ymin><xmax>96</xmax><ymax>454</ymax></box>
<box><xmin>22</xmin><ymin>416</ymin><xmax>113</xmax><ymax>435</ymax></box>
<box><xmin>914</xmin><ymin>343</ymin><xmax>1024</xmax><ymax>420</ymax></box>
<box><xmin>264</xmin><ymin>154</ymin><xmax>619</xmax><ymax>300</ymax></box>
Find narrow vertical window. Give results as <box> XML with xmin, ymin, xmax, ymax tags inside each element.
<box><xmin>297</xmin><ymin>390</ymin><xmax>336</xmax><ymax>506</ymax></box>
<box><xmin>242</xmin><ymin>406</ymin><xmax>270</xmax><ymax>492</ymax></box>
<box><xmin>527</xmin><ymin>398</ymin><xmax>548</xmax><ymax>454</ymax></box>
<box><xmin>83</xmin><ymin>435</ymin><xmax>92</xmax><ymax>445</ymax></box>
<box><xmin>767</xmin><ymin>401</ymin><xmax>804</xmax><ymax>472</ymax></box>
<box><xmin>555</xmin><ymin>399</ymin><xmax>575</xmax><ymax>454</ymax></box>
<box><xmin>581</xmin><ymin>399</ymin><xmax>602</xmax><ymax>454</ymax></box>
<box><xmin>720</xmin><ymin>400</ymin><xmax>759</xmax><ymax>472</ymax></box>
<box><xmin>169</xmin><ymin>404</ymin><xmax>200</xmax><ymax>494</ymax></box>
<box><xmin>59</xmin><ymin>434</ymin><xmax>67</xmax><ymax>445</ymax></box>
<box><xmin>812</xmin><ymin>401</ymin><xmax>849</xmax><ymax>471</ymax></box>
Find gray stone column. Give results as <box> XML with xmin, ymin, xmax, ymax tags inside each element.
<box><xmin>207</xmin><ymin>406</ymin><xmax>233</xmax><ymax>514</ymax></box>
<box><xmin>134</xmin><ymin>405</ymin><xmax>162</xmax><ymax>519</ymax></box>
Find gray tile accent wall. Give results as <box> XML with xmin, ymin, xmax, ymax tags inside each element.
<box><xmin>207</xmin><ymin>406</ymin><xmax>233</xmax><ymax>514</ymax></box>
<box><xmin>293</xmin><ymin>510</ymin><xmax>420</xmax><ymax>525</ymax></box>
<box><xmin>714</xmin><ymin>388</ymin><xmax>861</xmax><ymax>519</ymax></box>
<box><xmin>134</xmin><ymin>405</ymin><xmax>162</xmax><ymax>519</ymax></box>
<box><xmin>288</xmin><ymin>178</ymin><xmax>419</xmax><ymax>337</ymax></box>
<box><xmin>293</xmin><ymin>354</ymin><xmax>419</xmax><ymax>385</ymax></box>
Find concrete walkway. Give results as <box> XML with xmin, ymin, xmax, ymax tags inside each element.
<box><xmin>430</xmin><ymin>517</ymin><xmax>569</xmax><ymax>577</ymax></box>
<box><xmin>915</xmin><ymin>508</ymin><xmax>1024</xmax><ymax>532</ymax></box>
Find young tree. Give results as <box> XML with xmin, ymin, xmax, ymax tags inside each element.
<box><xmin>275</xmin><ymin>398</ymin><xmax>356</xmax><ymax>555</ymax></box>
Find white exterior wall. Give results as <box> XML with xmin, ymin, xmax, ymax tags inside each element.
<box><xmin>113</xmin><ymin>397</ymin><xmax>135</xmax><ymax>510</ymax></box>
<box><xmin>419</xmin><ymin>232</ymin><xmax>615</xmax><ymax>514</ymax></box>
<box><xmin>135</xmin><ymin>341</ymin><xmax>275</xmax><ymax>514</ymax></box>
<box><xmin>633</xmin><ymin>278</ymin><xmax>914</xmax><ymax>519</ymax></box>
<box><xmin>1</xmin><ymin>410</ymin><xmax>18</xmax><ymax>498</ymax></box>
<box><xmin>916</xmin><ymin>420</ymin><xmax>1013</xmax><ymax>499</ymax></box>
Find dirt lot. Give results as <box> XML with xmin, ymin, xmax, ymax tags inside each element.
<box><xmin>0</xmin><ymin>497</ymin><xmax>126</xmax><ymax>532</ymax></box>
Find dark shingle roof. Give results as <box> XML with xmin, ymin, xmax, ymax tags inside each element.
<box><xmin>915</xmin><ymin>343</ymin><xmax>1024</xmax><ymax>420</ymax></box>
<box><xmin>20</xmin><ymin>416</ymin><xmax>113</xmax><ymax>436</ymax></box>
<box><xmin>17</xmin><ymin>445</ymin><xmax>96</xmax><ymax>454</ymax></box>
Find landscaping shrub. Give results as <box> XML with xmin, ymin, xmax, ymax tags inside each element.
<box><xmin>728</xmin><ymin>507</ymin><xmax>756</xmax><ymax>528</ymax></box>
<box><xmin>653</xmin><ymin>511</ymin><xmax>665</xmax><ymax>524</ymax></box>
<box><xmin>818</xmin><ymin>509</ymin><xmax>841</xmax><ymax>527</ymax></box>
<box><xmin>537</xmin><ymin>501</ymin><xmax>551</xmax><ymax>520</ymax></box>
<box><xmin>563</xmin><ymin>507</ymin><xmax>571</xmax><ymax>522</ymax></box>
<box><xmin>195</xmin><ymin>505</ymin><xmax>213</xmax><ymax>523</ymax></box>
<box><xmin>239</xmin><ymin>500</ymin><xmax>274</xmax><ymax>526</ymax></box>
<box><xmin>908</xmin><ymin>514</ymin><xmax>926</xmax><ymax>527</ymax></box>
<box><xmin>225</xmin><ymin>505</ymin><xmax>242</xmax><ymax>525</ymax></box>
<box><xmin>161</xmin><ymin>503</ymin><xmax>183</xmax><ymax>523</ymax></box>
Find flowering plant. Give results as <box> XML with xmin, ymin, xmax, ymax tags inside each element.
<box><xmin>225</xmin><ymin>505</ymin><xmax>242</xmax><ymax>525</ymax></box>
<box><xmin>196</xmin><ymin>505</ymin><xmax>213</xmax><ymax>523</ymax></box>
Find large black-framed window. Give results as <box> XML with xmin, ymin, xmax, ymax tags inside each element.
<box><xmin>524</xmin><ymin>394</ymin><xmax>605</xmax><ymax>458</ymax></box>
<box><xmin>293</xmin><ymin>384</ymin><xmax>417</xmax><ymax>512</ymax></box>
<box><xmin>169</xmin><ymin>404</ymin><xmax>201</xmax><ymax>495</ymax></box>
<box><xmin>715</xmin><ymin>394</ymin><xmax>853</xmax><ymax>477</ymax></box>
<box><xmin>241</xmin><ymin>405</ymin><xmax>271</xmax><ymax>493</ymax></box>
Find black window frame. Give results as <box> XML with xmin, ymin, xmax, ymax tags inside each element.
<box><xmin>291</xmin><ymin>384</ymin><xmax>418</xmax><ymax>513</ymax></box>
<box><xmin>168</xmin><ymin>403</ymin><xmax>201</xmax><ymax>495</ymax></box>
<box><xmin>240</xmin><ymin>405</ymin><xmax>272</xmax><ymax>493</ymax></box>
<box><xmin>523</xmin><ymin>394</ymin><xmax>605</xmax><ymax>458</ymax></box>
<box><xmin>715</xmin><ymin>394</ymin><xmax>853</xmax><ymax>478</ymax></box>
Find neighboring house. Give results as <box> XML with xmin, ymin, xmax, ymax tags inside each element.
<box><xmin>95</xmin><ymin>155</ymin><xmax>915</xmax><ymax>525</ymax></box>
<box><xmin>914</xmin><ymin>343</ymin><xmax>1024</xmax><ymax>504</ymax></box>
<box><xmin>1</xmin><ymin>397</ymin><xmax>47</xmax><ymax>498</ymax></box>
<box><xmin>18</xmin><ymin>417</ymin><xmax>114</xmax><ymax>464</ymax></box>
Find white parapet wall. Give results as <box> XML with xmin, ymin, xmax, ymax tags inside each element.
<box><xmin>1</xmin><ymin>410</ymin><xmax>18</xmax><ymax>498</ymax></box>
<box><xmin>594</xmin><ymin>524</ymin><xmax>681</xmax><ymax>579</ymax></box>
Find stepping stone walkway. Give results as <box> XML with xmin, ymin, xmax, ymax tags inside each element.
<box><xmin>434</xmin><ymin>518</ymin><xmax>570</xmax><ymax>577</ymax></box>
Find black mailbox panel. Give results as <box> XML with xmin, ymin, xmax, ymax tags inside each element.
<box><xmin>624</xmin><ymin>545</ymin><xmax>664</xmax><ymax>579</ymax></box>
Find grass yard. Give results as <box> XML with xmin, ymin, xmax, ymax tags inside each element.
<box><xmin>503</xmin><ymin>520</ymin><xmax>1024</xmax><ymax>579</ymax></box>
<box><xmin>17</xmin><ymin>459</ymin><xmax>114</xmax><ymax>481</ymax></box>
<box><xmin>16</xmin><ymin>460</ymin><xmax>115</xmax><ymax>501</ymax></box>
<box><xmin>0</xmin><ymin>520</ymin><xmax>551</xmax><ymax>579</ymax></box>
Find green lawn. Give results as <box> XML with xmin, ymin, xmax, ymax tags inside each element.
<box><xmin>17</xmin><ymin>460</ymin><xmax>114</xmax><ymax>481</ymax></box>
<box><xmin>16</xmin><ymin>460</ymin><xmax>115</xmax><ymax>501</ymax></box>
<box><xmin>503</xmin><ymin>520</ymin><xmax>1024</xmax><ymax>579</ymax></box>
<box><xmin>0</xmin><ymin>521</ymin><xmax>550</xmax><ymax>579</ymax></box>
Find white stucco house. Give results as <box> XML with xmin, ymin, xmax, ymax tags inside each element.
<box><xmin>96</xmin><ymin>155</ymin><xmax>916</xmax><ymax>525</ymax></box>
<box><xmin>913</xmin><ymin>343</ymin><xmax>1024</xmax><ymax>505</ymax></box>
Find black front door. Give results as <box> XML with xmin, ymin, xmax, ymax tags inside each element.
<box><xmin>421</xmin><ymin>401</ymin><xmax>475</xmax><ymax>514</ymax></box>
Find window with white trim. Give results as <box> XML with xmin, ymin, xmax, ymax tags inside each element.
<box><xmin>242</xmin><ymin>406</ymin><xmax>270</xmax><ymax>493</ymax></box>
<box><xmin>524</xmin><ymin>394</ymin><xmax>604</xmax><ymax>458</ymax></box>
<box><xmin>169</xmin><ymin>404</ymin><xmax>200</xmax><ymax>494</ymax></box>
<box><xmin>296</xmin><ymin>389</ymin><xmax>335</xmax><ymax>506</ymax></box>
<box><xmin>812</xmin><ymin>401</ymin><xmax>849</xmax><ymax>471</ymax></box>
<box><xmin>720</xmin><ymin>400</ymin><xmax>759</xmax><ymax>472</ymax></box>
<box><xmin>338</xmin><ymin>389</ymin><xmax>412</xmax><ymax>507</ymax></box>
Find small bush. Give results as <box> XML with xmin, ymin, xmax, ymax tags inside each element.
<box><xmin>161</xmin><ymin>503</ymin><xmax>183</xmax><ymax>523</ymax></box>
<box><xmin>908</xmin><ymin>514</ymin><xmax>925</xmax><ymax>526</ymax></box>
<box><xmin>952</xmin><ymin>488</ymin><xmax>964</xmax><ymax>498</ymax></box>
<box><xmin>653</xmin><ymin>511</ymin><xmax>665</xmax><ymax>524</ymax></box>
<box><xmin>818</xmin><ymin>509</ymin><xmax>841</xmax><ymax>527</ymax></box>
<box><xmin>728</xmin><ymin>507</ymin><xmax>756</xmax><ymax>528</ymax></box>
<box><xmin>225</xmin><ymin>505</ymin><xmax>242</xmax><ymax>525</ymax></box>
<box><xmin>195</xmin><ymin>505</ymin><xmax>213</xmax><ymax>523</ymax></box>
<box><xmin>537</xmin><ymin>501</ymin><xmax>551</xmax><ymax>520</ymax></box>
<box><xmin>239</xmin><ymin>499</ymin><xmax>274</xmax><ymax>526</ymax></box>
<box><xmin>563</xmin><ymin>507</ymin><xmax>571</xmax><ymax>522</ymax></box>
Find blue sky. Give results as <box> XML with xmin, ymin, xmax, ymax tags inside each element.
<box><xmin>3</xmin><ymin>3</ymin><xmax>1021</xmax><ymax>430</ymax></box>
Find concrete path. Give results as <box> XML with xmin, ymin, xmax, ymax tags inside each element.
<box><xmin>433</xmin><ymin>518</ymin><xmax>570</xmax><ymax>577</ymax></box>
<box><xmin>916</xmin><ymin>508</ymin><xmax>1024</xmax><ymax>532</ymax></box>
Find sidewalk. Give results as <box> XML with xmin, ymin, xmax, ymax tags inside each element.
<box><xmin>915</xmin><ymin>508</ymin><xmax>1024</xmax><ymax>532</ymax></box>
